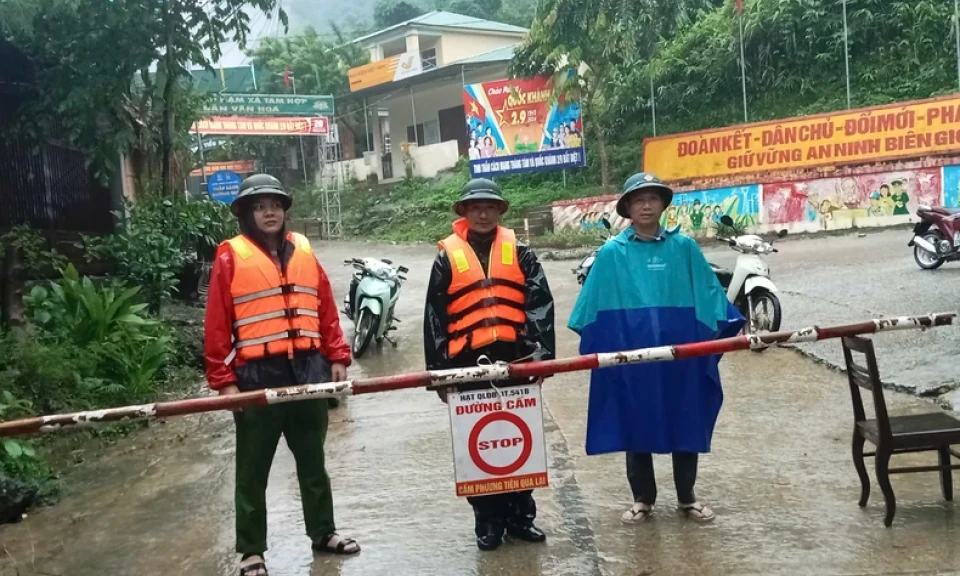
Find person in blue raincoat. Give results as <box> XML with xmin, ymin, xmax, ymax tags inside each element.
<box><xmin>568</xmin><ymin>172</ymin><xmax>744</xmax><ymax>525</ymax></box>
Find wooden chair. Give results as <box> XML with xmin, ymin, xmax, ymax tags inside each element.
<box><xmin>843</xmin><ymin>335</ymin><xmax>960</xmax><ymax>526</ymax></box>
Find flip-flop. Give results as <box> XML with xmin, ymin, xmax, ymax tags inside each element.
<box><xmin>313</xmin><ymin>533</ymin><xmax>361</xmax><ymax>555</ymax></box>
<box><xmin>621</xmin><ymin>502</ymin><xmax>654</xmax><ymax>524</ymax></box>
<box><xmin>678</xmin><ymin>501</ymin><xmax>715</xmax><ymax>523</ymax></box>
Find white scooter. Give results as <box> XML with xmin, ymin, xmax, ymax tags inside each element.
<box><xmin>342</xmin><ymin>258</ymin><xmax>408</xmax><ymax>358</ymax></box>
<box><xmin>711</xmin><ymin>215</ymin><xmax>788</xmax><ymax>337</ymax></box>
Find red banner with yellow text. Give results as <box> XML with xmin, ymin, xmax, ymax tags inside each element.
<box><xmin>191</xmin><ymin>116</ymin><xmax>329</xmax><ymax>136</ymax></box>
<box><xmin>189</xmin><ymin>160</ymin><xmax>255</xmax><ymax>177</ymax></box>
<box><xmin>642</xmin><ymin>95</ymin><xmax>960</xmax><ymax>182</ymax></box>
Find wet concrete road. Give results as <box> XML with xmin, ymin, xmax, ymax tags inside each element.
<box><xmin>704</xmin><ymin>228</ymin><xmax>960</xmax><ymax>398</ymax></box>
<box><xmin>2</xmin><ymin>233</ymin><xmax>960</xmax><ymax>576</ymax></box>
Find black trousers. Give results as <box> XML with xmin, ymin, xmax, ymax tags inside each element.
<box><xmin>467</xmin><ymin>490</ymin><xmax>536</xmax><ymax>535</ymax></box>
<box><xmin>626</xmin><ymin>452</ymin><xmax>699</xmax><ymax>505</ymax></box>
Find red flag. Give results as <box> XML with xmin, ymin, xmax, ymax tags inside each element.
<box><xmin>735</xmin><ymin>0</ymin><xmax>743</xmax><ymax>13</ymax></box>
<box><xmin>283</xmin><ymin>67</ymin><xmax>291</xmax><ymax>87</ymax></box>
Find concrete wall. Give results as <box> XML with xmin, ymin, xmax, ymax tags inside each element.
<box><xmin>407</xmin><ymin>140</ymin><xmax>461</xmax><ymax>178</ymax></box>
<box><xmin>554</xmin><ymin>159</ymin><xmax>960</xmax><ymax>237</ymax></box>
<box><xmin>384</xmin><ymin>65</ymin><xmax>507</xmax><ymax>179</ymax></box>
<box><xmin>439</xmin><ymin>32</ymin><xmax>520</xmax><ymax>65</ymax></box>
<box><xmin>319</xmin><ymin>153</ymin><xmax>381</xmax><ymax>187</ymax></box>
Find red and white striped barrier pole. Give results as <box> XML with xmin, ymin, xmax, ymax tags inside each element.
<box><xmin>0</xmin><ymin>313</ymin><xmax>953</xmax><ymax>438</ymax></box>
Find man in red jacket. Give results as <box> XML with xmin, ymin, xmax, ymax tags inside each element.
<box><xmin>204</xmin><ymin>174</ymin><xmax>359</xmax><ymax>576</ymax></box>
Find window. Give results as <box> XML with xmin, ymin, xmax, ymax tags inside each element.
<box><xmin>420</xmin><ymin>47</ymin><xmax>437</xmax><ymax>70</ymax></box>
<box><xmin>406</xmin><ymin>124</ymin><xmax>425</xmax><ymax>146</ymax></box>
<box><xmin>407</xmin><ymin>120</ymin><xmax>441</xmax><ymax>146</ymax></box>
<box><xmin>423</xmin><ymin>119</ymin><xmax>440</xmax><ymax>145</ymax></box>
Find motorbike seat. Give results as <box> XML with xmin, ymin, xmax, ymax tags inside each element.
<box><xmin>930</xmin><ymin>206</ymin><xmax>960</xmax><ymax>216</ymax></box>
<box><xmin>710</xmin><ymin>263</ymin><xmax>734</xmax><ymax>289</ymax></box>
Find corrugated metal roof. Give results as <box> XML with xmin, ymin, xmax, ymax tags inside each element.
<box><xmin>352</xmin><ymin>11</ymin><xmax>527</xmax><ymax>45</ymax></box>
<box><xmin>451</xmin><ymin>44</ymin><xmax>517</xmax><ymax>65</ymax></box>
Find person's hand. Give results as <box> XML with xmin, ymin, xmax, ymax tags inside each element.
<box><xmin>331</xmin><ymin>363</ymin><xmax>348</xmax><ymax>382</ymax></box>
<box><xmin>218</xmin><ymin>384</ymin><xmax>241</xmax><ymax>412</ymax></box>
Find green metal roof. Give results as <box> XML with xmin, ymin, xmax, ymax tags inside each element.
<box><xmin>352</xmin><ymin>11</ymin><xmax>527</xmax><ymax>45</ymax></box>
<box><xmin>451</xmin><ymin>44</ymin><xmax>517</xmax><ymax>65</ymax></box>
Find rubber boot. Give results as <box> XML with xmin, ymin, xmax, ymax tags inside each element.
<box><xmin>476</xmin><ymin>519</ymin><xmax>505</xmax><ymax>551</ymax></box>
<box><xmin>505</xmin><ymin>492</ymin><xmax>546</xmax><ymax>543</ymax></box>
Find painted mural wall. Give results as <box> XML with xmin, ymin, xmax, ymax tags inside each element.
<box><xmin>943</xmin><ymin>166</ymin><xmax>960</xmax><ymax>208</ymax></box>
<box><xmin>762</xmin><ymin>168</ymin><xmax>940</xmax><ymax>233</ymax></box>
<box><xmin>553</xmin><ymin>165</ymin><xmax>958</xmax><ymax>236</ymax></box>
<box><xmin>663</xmin><ymin>185</ymin><xmax>760</xmax><ymax>238</ymax></box>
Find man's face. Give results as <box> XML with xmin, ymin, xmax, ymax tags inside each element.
<box><xmin>463</xmin><ymin>201</ymin><xmax>502</xmax><ymax>234</ymax></box>
<box><xmin>251</xmin><ymin>196</ymin><xmax>286</xmax><ymax>235</ymax></box>
<box><xmin>892</xmin><ymin>182</ymin><xmax>903</xmax><ymax>194</ymax></box>
<box><xmin>627</xmin><ymin>190</ymin><xmax>665</xmax><ymax>227</ymax></box>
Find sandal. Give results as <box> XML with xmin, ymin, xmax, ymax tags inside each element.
<box><xmin>678</xmin><ymin>501</ymin><xmax>715</xmax><ymax>523</ymax></box>
<box><xmin>620</xmin><ymin>502</ymin><xmax>654</xmax><ymax>524</ymax></box>
<box><xmin>239</xmin><ymin>558</ymin><xmax>268</xmax><ymax>576</ymax></box>
<box><xmin>313</xmin><ymin>533</ymin><xmax>361</xmax><ymax>555</ymax></box>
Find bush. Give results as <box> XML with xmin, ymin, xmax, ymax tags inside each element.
<box><xmin>24</xmin><ymin>264</ymin><xmax>157</xmax><ymax>346</ymax></box>
<box><xmin>83</xmin><ymin>190</ymin><xmax>237</xmax><ymax>312</ymax></box>
<box><xmin>18</xmin><ymin>266</ymin><xmax>173</xmax><ymax>407</ymax></box>
<box><xmin>0</xmin><ymin>391</ymin><xmax>51</xmax><ymax>486</ymax></box>
<box><xmin>0</xmin><ymin>225</ymin><xmax>67</xmax><ymax>279</ymax></box>
<box><xmin>0</xmin><ymin>327</ymin><xmax>104</xmax><ymax>415</ymax></box>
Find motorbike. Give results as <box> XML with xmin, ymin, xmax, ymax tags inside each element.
<box><xmin>712</xmin><ymin>215</ymin><xmax>788</xmax><ymax>337</ymax></box>
<box><xmin>573</xmin><ymin>218</ymin><xmax>614</xmax><ymax>286</ymax></box>
<box><xmin>342</xmin><ymin>258</ymin><xmax>408</xmax><ymax>358</ymax></box>
<box><xmin>908</xmin><ymin>205</ymin><xmax>960</xmax><ymax>270</ymax></box>
<box><xmin>571</xmin><ymin>215</ymin><xmax>788</xmax><ymax>337</ymax></box>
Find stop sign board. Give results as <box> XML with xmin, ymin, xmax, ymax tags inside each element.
<box><xmin>448</xmin><ymin>385</ymin><xmax>548</xmax><ymax>497</ymax></box>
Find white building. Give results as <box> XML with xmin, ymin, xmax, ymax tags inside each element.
<box><xmin>328</xmin><ymin>11</ymin><xmax>527</xmax><ymax>184</ymax></box>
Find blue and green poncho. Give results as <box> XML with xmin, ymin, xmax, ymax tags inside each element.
<box><xmin>568</xmin><ymin>226</ymin><xmax>745</xmax><ymax>455</ymax></box>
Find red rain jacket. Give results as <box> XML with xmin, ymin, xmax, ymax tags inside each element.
<box><xmin>204</xmin><ymin>237</ymin><xmax>351</xmax><ymax>390</ymax></box>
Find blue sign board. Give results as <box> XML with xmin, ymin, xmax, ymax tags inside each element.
<box><xmin>470</xmin><ymin>148</ymin><xmax>586</xmax><ymax>177</ymax></box>
<box><xmin>208</xmin><ymin>170</ymin><xmax>242</xmax><ymax>204</ymax></box>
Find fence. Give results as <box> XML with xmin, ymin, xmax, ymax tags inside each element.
<box><xmin>0</xmin><ymin>40</ymin><xmax>113</xmax><ymax>235</ymax></box>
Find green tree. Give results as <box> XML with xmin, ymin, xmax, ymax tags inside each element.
<box><xmin>636</xmin><ymin>0</ymin><xmax>959</xmax><ymax>136</ymax></box>
<box><xmin>373</xmin><ymin>0</ymin><xmax>426</xmax><ymax>28</ymax></box>
<box><xmin>0</xmin><ymin>0</ymin><xmax>39</xmax><ymax>39</ymax></box>
<box><xmin>233</xmin><ymin>25</ymin><xmax>369</xmax><ymax>185</ymax></box>
<box><xmin>8</xmin><ymin>0</ymin><xmax>285</xmax><ymax>195</ymax></box>
<box><xmin>513</xmin><ymin>0</ymin><xmax>716</xmax><ymax>190</ymax></box>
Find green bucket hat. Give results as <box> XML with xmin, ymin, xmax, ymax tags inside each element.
<box><xmin>454</xmin><ymin>178</ymin><xmax>510</xmax><ymax>216</ymax></box>
<box><xmin>616</xmin><ymin>172</ymin><xmax>673</xmax><ymax>218</ymax></box>
<box><xmin>231</xmin><ymin>173</ymin><xmax>292</xmax><ymax>216</ymax></box>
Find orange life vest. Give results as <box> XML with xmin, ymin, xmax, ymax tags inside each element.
<box><xmin>439</xmin><ymin>222</ymin><xmax>526</xmax><ymax>358</ymax></box>
<box><xmin>225</xmin><ymin>232</ymin><xmax>322</xmax><ymax>364</ymax></box>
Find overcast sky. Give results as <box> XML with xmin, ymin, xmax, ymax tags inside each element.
<box><xmin>211</xmin><ymin>0</ymin><xmax>375</xmax><ymax>68</ymax></box>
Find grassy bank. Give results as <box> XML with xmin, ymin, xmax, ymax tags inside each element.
<box><xmin>334</xmin><ymin>161</ymin><xmax>604</xmax><ymax>243</ymax></box>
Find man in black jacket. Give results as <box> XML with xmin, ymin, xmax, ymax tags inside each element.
<box><xmin>423</xmin><ymin>178</ymin><xmax>556</xmax><ymax>551</ymax></box>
